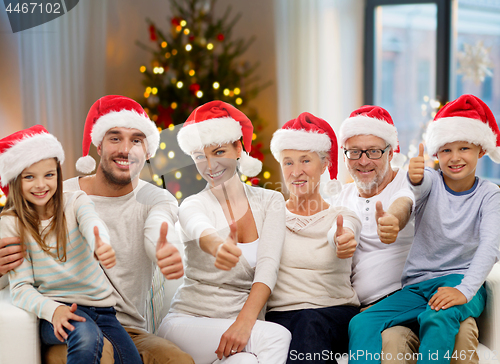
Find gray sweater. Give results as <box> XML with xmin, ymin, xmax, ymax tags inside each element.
<box><xmin>169</xmin><ymin>183</ymin><xmax>286</xmax><ymax>320</ymax></box>
<box><xmin>403</xmin><ymin>168</ymin><xmax>500</xmax><ymax>301</ymax></box>
<box><xmin>64</xmin><ymin>177</ymin><xmax>179</xmax><ymax>330</ymax></box>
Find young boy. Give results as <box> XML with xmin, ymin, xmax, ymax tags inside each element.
<box><xmin>348</xmin><ymin>94</ymin><xmax>500</xmax><ymax>364</ymax></box>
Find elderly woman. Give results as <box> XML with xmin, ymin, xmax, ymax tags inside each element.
<box><xmin>157</xmin><ymin>101</ymin><xmax>291</xmax><ymax>364</ymax></box>
<box><xmin>266</xmin><ymin>112</ymin><xmax>361</xmax><ymax>364</ymax></box>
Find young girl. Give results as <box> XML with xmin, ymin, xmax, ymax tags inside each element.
<box><xmin>0</xmin><ymin>125</ymin><xmax>142</xmax><ymax>364</ymax></box>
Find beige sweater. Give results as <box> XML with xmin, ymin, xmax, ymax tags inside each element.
<box><xmin>267</xmin><ymin>206</ymin><xmax>361</xmax><ymax>312</ymax></box>
<box><xmin>169</xmin><ymin>183</ymin><xmax>286</xmax><ymax>320</ymax></box>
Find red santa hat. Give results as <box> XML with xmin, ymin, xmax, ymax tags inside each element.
<box><xmin>0</xmin><ymin>125</ymin><xmax>64</xmax><ymax>196</ymax></box>
<box><xmin>339</xmin><ymin>105</ymin><xmax>405</xmax><ymax>166</ymax></box>
<box><xmin>177</xmin><ymin>100</ymin><xmax>262</xmax><ymax>177</ymax></box>
<box><xmin>425</xmin><ymin>94</ymin><xmax>500</xmax><ymax>162</ymax></box>
<box><xmin>76</xmin><ymin>95</ymin><xmax>160</xmax><ymax>174</ymax></box>
<box><xmin>270</xmin><ymin>112</ymin><xmax>342</xmax><ymax>195</ymax></box>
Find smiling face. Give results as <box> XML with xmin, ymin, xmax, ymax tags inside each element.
<box><xmin>21</xmin><ymin>158</ymin><xmax>58</xmax><ymax>219</ymax></box>
<box><xmin>437</xmin><ymin>141</ymin><xmax>485</xmax><ymax>192</ymax></box>
<box><xmin>344</xmin><ymin>134</ymin><xmax>394</xmax><ymax>198</ymax></box>
<box><xmin>97</xmin><ymin>127</ymin><xmax>148</xmax><ymax>186</ymax></box>
<box><xmin>192</xmin><ymin>141</ymin><xmax>242</xmax><ymax>187</ymax></box>
<box><xmin>280</xmin><ymin>149</ymin><xmax>327</xmax><ymax>199</ymax></box>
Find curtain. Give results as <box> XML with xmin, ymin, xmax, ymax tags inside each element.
<box><xmin>273</xmin><ymin>0</ymin><xmax>364</xmax><ymax>182</ymax></box>
<box><xmin>18</xmin><ymin>0</ymin><xmax>108</xmax><ymax>178</ymax></box>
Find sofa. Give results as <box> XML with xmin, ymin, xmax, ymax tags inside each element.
<box><xmin>2</xmin><ymin>264</ymin><xmax>500</xmax><ymax>364</ymax></box>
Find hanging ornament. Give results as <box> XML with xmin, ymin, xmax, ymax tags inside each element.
<box><xmin>149</xmin><ymin>24</ymin><xmax>157</xmax><ymax>41</ymax></box>
<box><xmin>217</xmin><ymin>33</ymin><xmax>225</xmax><ymax>41</ymax></box>
<box><xmin>457</xmin><ymin>41</ymin><xmax>494</xmax><ymax>85</ymax></box>
<box><xmin>171</xmin><ymin>17</ymin><xmax>181</xmax><ymax>26</ymax></box>
<box><xmin>250</xmin><ymin>142</ymin><xmax>264</xmax><ymax>162</ymax></box>
<box><xmin>189</xmin><ymin>83</ymin><xmax>201</xmax><ymax>95</ymax></box>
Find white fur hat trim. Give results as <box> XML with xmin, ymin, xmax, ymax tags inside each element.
<box><xmin>339</xmin><ymin>115</ymin><xmax>398</xmax><ymax>149</ymax></box>
<box><xmin>425</xmin><ymin>116</ymin><xmax>500</xmax><ymax>162</ymax></box>
<box><xmin>270</xmin><ymin>129</ymin><xmax>332</xmax><ymax>161</ymax></box>
<box><xmin>177</xmin><ymin>117</ymin><xmax>243</xmax><ymax>154</ymax></box>
<box><xmin>90</xmin><ymin>109</ymin><xmax>160</xmax><ymax>157</ymax></box>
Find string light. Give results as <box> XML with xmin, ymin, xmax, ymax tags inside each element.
<box><xmin>263</xmin><ymin>171</ymin><xmax>271</xmax><ymax>179</ymax></box>
<box><xmin>146</xmin><ymin>87</ymin><xmax>152</xmax><ymax>93</ymax></box>
<box><xmin>183</xmin><ymin>28</ymin><xmax>190</xmax><ymax>35</ymax></box>
<box><xmin>175</xmin><ymin>171</ymin><xmax>182</xmax><ymax>179</ymax></box>
<box><xmin>165</xmin><ymin>52</ymin><xmax>171</xmax><ymax>59</ymax></box>
<box><xmin>160</xmin><ymin>142</ymin><xmax>166</xmax><ymax>150</ymax></box>
<box><xmin>196</xmin><ymin>174</ymin><xmax>202</xmax><ymax>181</ymax></box>
<box><xmin>213</xmin><ymin>82</ymin><xmax>220</xmax><ymax>89</ymax></box>
<box><xmin>207</xmin><ymin>43</ymin><xmax>214</xmax><ymax>50</ymax></box>
<box><xmin>196</xmin><ymin>91</ymin><xmax>203</xmax><ymax>98</ymax></box>
<box><xmin>223</xmin><ymin>89</ymin><xmax>230</xmax><ymax>96</ymax></box>
<box><xmin>189</xmin><ymin>70</ymin><xmax>195</xmax><ymax>76</ymax></box>
<box><xmin>161</xmin><ymin>41</ymin><xmax>167</xmax><ymax>48</ymax></box>
<box><xmin>240</xmin><ymin>175</ymin><xmax>248</xmax><ymax>182</ymax></box>
<box><xmin>168</xmin><ymin>151</ymin><xmax>175</xmax><ymax>159</ymax></box>
<box><xmin>172</xmin><ymin>49</ymin><xmax>178</xmax><ymax>55</ymax></box>
<box><xmin>246</xmin><ymin>181</ymin><xmax>252</xmax><ymax>186</ymax></box>
<box><xmin>168</xmin><ymin>124</ymin><xmax>175</xmax><ymax>131</ymax></box>
<box><xmin>185</xmin><ymin>44</ymin><xmax>192</xmax><ymax>51</ymax></box>
<box><xmin>153</xmin><ymin>174</ymin><xmax>159</xmax><ymax>182</ymax></box>
<box><xmin>157</xmin><ymin>127</ymin><xmax>162</xmax><ymax>132</ymax></box>
<box><xmin>171</xmin><ymin>102</ymin><xmax>178</xmax><ymax>109</ymax></box>
<box><xmin>152</xmin><ymin>87</ymin><xmax>158</xmax><ymax>94</ymax></box>
<box><xmin>177</xmin><ymin>81</ymin><xmax>184</xmax><ymax>88</ymax></box>
<box><xmin>234</xmin><ymin>88</ymin><xmax>241</xmax><ymax>95</ymax></box>
<box><xmin>176</xmin><ymin>191</ymin><xmax>183</xmax><ymax>199</ymax></box>
<box><xmin>235</xmin><ymin>98</ymin><xmax>243</xmax><ymax>105</ymax></box>
<box><xmin>176</xmin><ymin>25</ymin><xmax>182</xmax><ymax>32</ymax></box>
<box><xmin>156</xmin><ymin>179</ymin><xmax>163</xmax><ymax>186</ymax></box>
<box><xmin>252</xmin><ymin>133</ymin><xmax>257</xmax><ymax>141</ymax></box>
<box><xmin>140</xmin><ymin>66</ymin><xmax>146</xmax><ymax>73</ymax></box>
<box><xmin>180</xmin><ymin>20</ymin><xmax>187</xmax><ymax>27</ymax></box>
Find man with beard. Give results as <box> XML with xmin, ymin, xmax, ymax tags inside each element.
<box><xmin>332</xmin><ymin>105</ymin><xmax>478</xmax><ymax>364</ymax></box>
<box><xmin>0</xmin><ymin>95</ymin><xmax>194</xmax><ymax>364</ymax></box>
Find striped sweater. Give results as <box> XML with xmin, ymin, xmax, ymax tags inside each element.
<box><xmin>1</xmin><ymin>190</ymin><xmax>115</xmax><ymax>323</ymax></box>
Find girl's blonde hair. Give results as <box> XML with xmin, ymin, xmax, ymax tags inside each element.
<box><xmin>0</xmin><ymin>159</ymin><xmax>68</xmax><ymax>261</ymax></box>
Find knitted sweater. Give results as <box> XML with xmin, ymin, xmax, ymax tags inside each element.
<box><xmin>267</xmin><ymin>205</ymin><xmax>361</xmax><ymax>312</ymax></box>
<box><xmin>169</xmin><ymin>183</ymin><xmax>286</xmax><ymax>320</ymax></box>
<box><xmin>2</xmin><ymin>190</ymin><xmax>114</xmax><ymax>322</ymax></box>
<box><xmin>63</xmin><ymin>177</ymin><xmax>179</xmax><ymax>330</ymax></box>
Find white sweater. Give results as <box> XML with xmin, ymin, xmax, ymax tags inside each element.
<box><xmin>64</xmin><ymin>177</ymin><xmax>179</xmax><ymax>330</ymax></box>
<box><xmin>169</xmin><ymin>183</ymin><xmax>286</xmax><ymax>320</ymax></box>
<box><xmin>2</xmin><ymin>190</ymin><xmax>114</xmax><ymax>322</ymax></box>
<box><xmin>267</xmin><ymin>206</ymin><xmax>361</xmax><ymax>312</ymax></box>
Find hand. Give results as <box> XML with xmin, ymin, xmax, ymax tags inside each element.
<box><xmin>52</xmin><ymin>303</ymin><xmax>86</xmax><ymax>342</ymax></box>
<box><xmin>408</xmin><ymin>143</ymin><xmax>425</xmax><ymax>185</ymax></box>
<box><xmin>215</xmin><ymin>319</ymin><xmax>252</xmax><ymax>359</ymax></box>
<box><xmin>375</xmin><ymin>201</ymin><xmax>400</xmax><ymax>244</ymax></box>
<box><xmin>94</xmin><ymin>227</ymin><xmax>116</xmax><ymax>269</ymax></box>
<box><xmin>156</xmin><ymin>222</ymin><xmax>184</xmax><ymax>280</ymax></box>
<box><xmin>0</xmin><ymin>237</ymin><xmax>24</xmax><ymax>275</ymax></box>
<box><xmin>429</xmin><ymin>287</ymin><xmax>467</xmax><ymax>311</ymax></box>
<box><xmin>334</xmin><ymin>215</ymin><xmax>357</xmax><ymax>259</ymax></box>
<box><xmin>214</xmin><ymin>223</ymin><xmax>241</xmax><ymax>271</ymax></box>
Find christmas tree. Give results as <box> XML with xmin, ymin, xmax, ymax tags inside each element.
<box><xmin>137</xmin><ymin>0</ymin><xmax>273</xmax><ymax>200</ymax></box>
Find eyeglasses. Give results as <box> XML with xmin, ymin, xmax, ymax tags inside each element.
<box><xmin>344</xmin><ymin>145</ymin><xmax>391</xmax><ymax>160</ymax></box>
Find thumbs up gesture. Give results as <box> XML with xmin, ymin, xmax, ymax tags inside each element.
<box><xmin>409</xmin><ymin>143</ymin><xmax>425</xmax><ymax>185</ymax></box>
<box><xmin>375</xmin><ymin>201</ymin><xmax>400</xmax><ymax>244</ymax></box>
<box><xmin>214</xmin><ymin>223</ymin><xmax>242</xmax><ymax>271</ymax></box>
<box><xmin>94</xmin><ymin>226</ymin><xmax>116</xmax><ymax>269</ymax></box>
<box><xmin>156</xmin><ymin>222</ymin><xmax>184</xmax><ymax>280</ymax></box>
<box><xmin>334</xmin><ymin>215</ymin><xmax>357</xmax><ymax>259</ymax></box>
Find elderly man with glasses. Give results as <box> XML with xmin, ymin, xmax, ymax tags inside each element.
<box><xmin>330</xmin><ymin>106</ymin><xmax>479</xmax><ymax>364</ymax></box>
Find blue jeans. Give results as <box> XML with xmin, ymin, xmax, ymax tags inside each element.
<box><xmin>266</xmin><ymin>305</ymin><xmax>359</xmax><ymax>364</ymax></box>
<box><xmin>40</xmin><ymin>304</ymin><xmax>142</xmax><ymax>364</ymax></box>
<box><xmin>348</xmin><ymin>274</ymin><xmax>486</xmax><ymax>364</ymax></box>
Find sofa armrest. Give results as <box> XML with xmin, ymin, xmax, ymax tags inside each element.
<box><xmin>477</xmin><ymin>263</ymin><xmax>500</xmax><ymax>356</ymax></box>
<box><xmin>0</xmin><ymin>286</ymin><xmax>41</xmax><ymax>364</ymax></box>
